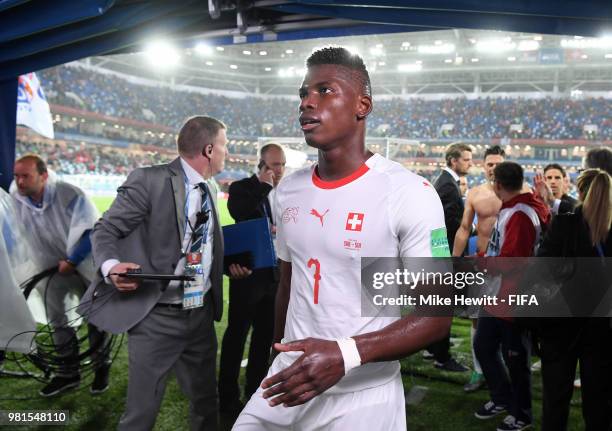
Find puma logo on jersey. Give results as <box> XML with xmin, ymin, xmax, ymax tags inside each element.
<box><xmin>281</xmin><ymin>207</ymin><xmax>299</xmax><ymax>224</ymax></box>
<box><xmin>310</xmin><ymin>208</ymin><xmax>329</xmax><ymax>226</ymax></box>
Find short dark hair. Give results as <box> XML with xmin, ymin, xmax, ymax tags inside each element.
<box><xmin>484</xmin><ymin>145</ymin><xmax>505</xmax><ymax>159</ymax></box>
<box><xmin>585</xmin><ymin>147</ymin><xmax>612</xmax><ymax>176</ymax></box>
<box><xmin>445</xmin><ymin>143</ymin><xmax>472</xmax><ymax>167</ymax></box>
<box><xmin>306</xmin><ymin>46</ymin><xmax>371</xmax><ymax>97</ymax></box>
<box><xmin>15</xmin><ymin>153</ymin><xmax>47</xmax><ymax>174</ymax></box>
<box><xmin>543</xmin><ymin>163</ymin><xmax>566</xmax><ymax>177</ymax></box>
<box><xmin>493</xmin><ymin>162</ymin><xmax>523</xmax><ymax>192</ymax></box>
<box><xmin>177</xmin><ymin>116</ymin><xmax>226</xmax><ymax>158</ymax></box>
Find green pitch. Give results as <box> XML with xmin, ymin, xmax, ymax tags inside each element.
<box><xmin>92</xmin><ymin>195</ymin><xmax>235</xmax><ymax>226</ymax></box>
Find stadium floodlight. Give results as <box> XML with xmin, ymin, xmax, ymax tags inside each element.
<box><xmin>378</xmin><ymin>61</ymin><xmax>386</xmax><ymax>66</ymax></box>
<box><xmin>476</xmin><ymin>39</ymin><xmax>516</xmax><ymax>52</ymax></box>
<box><xmin>507</xmin><ymin>56</ymin><xmax>516</xmax><ymax>62</ymax></box>
<box><xmin>444</xmin><ymin>58</ymin><xmax>453</xmax><ymax>63</ymax></box>
<box><xmin>216</xmin><ymin>46</ymin><xmax>225</xmax><ymax>51</ymax></box>
<box><xmin>265</xmin><ymin>67</ymin><xmax>272</xmax><ymax>71</ymax></box>
<box><xmin>285</xmin><ymin>49</ymin><xmax>294</xmax><ymax>54</ymax></box>
<box><xmin>369</xmin><ymin>46</ymin><xmax>384</xmax><ymax>56</ymax></box>
<box><xmin>230</xmin><ymin>64</ymin><xmax>238</xmax><ymax>69</ymax></box>
<box><xmin>242</xmin><ymin>50</ymin><xmax>252</xmax><ymax>55</ymax></box>
<box><xmin>471</xmin><ymin>58</ymin><xmax>479</xmax><ymax>62</ymax></box>
<box><xmin>259</xmin><ymin>50</ymin><xmax>268</xmax><ymax>56</ymax></box>
<box><xmin>195</xmin><ymin>43</ymin><xmax>213</xmax><ymax>56</ymax></box>
<box><xmin>417</xmin><ymin>43</ymin><xmax>455</xmax><ymax>54</ymax></box>
<box><xmin>518</xmin><ymin>40</ymin><xmax>540</xmax><ymax>51</ymax></box>
<box><xmin>278</xmin><ymin>67</ymin><xmax>305</xmax><ymax>78</ymax></box>
<box><xmin>397</xmin><ymin>63</ymin><xmax>422</xmax><ymax>72</ymax></box>
<box><xmin>205</xmin><ymin>61</ymin><xmax>213</xmax><ymax>66</ymax></box>
<box><xmin>605</xmin><ymin>53</ymin><xmax>612</xmax><ymax>59</ymax></box>
<box><xmin>144</xmin><ymin>41</ymin><xmax>179</xmax><ymax>68</ymax></box>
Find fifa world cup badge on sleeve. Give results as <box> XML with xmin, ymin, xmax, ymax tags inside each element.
<box><xmin>430</xmin><ymin>228</ymin><xmax>451</xmax><ymax>257</ymax></box>
<box><xmin>183</xmin><ymin>252</ymin><xmax>205</xmax><ymax>309</ymax></box>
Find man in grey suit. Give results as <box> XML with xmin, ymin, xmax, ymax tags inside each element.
<box><xmin>79</xmin><ymin>116</ymin><xmax>248</xmax><ymax>430</ymax></box>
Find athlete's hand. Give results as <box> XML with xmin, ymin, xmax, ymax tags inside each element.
<box><xmin>58</xmin><ymin>260</ymin><xmax>76</xmax><ymax>275</ymax></box>
<box><xmin>261</xmin><ymin>338</ymin><xmax>345</xmax><ymax>407</ymax></box>
<box><xmin>109</xmin><ymin>262</ymin><xmax>141</xmax><ymax>291</ymax></box>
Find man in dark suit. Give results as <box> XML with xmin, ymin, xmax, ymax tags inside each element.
<box><xmin>218</xmin><ymin>143</ymin><xmax>286</xmax><ymax>420</ymax></box>
<box><xmin>427</xmin><ymin>142</ymin><xmax>473</xmax><ymax>372</ymax></box>
<box><xmin>79</xmin><ymin>116</ymin><xmax>248</xmax><ymax>431</ymax></box>
<box><xmin>435</xmin><ymin>143</ymin><xmax>473</xmax><ymax>253</ymax></box>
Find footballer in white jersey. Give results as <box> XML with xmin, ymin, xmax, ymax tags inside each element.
<box><xmin>234</xmin><ymin>46</ymin><xmax>451</xmax><ymax>431</ymax></box>
<box><xmin>273</xmin><ymin>153</ymin><xmax>449</xmax><ymax>392</ymax></box>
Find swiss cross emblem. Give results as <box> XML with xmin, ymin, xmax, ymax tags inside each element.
<box><xmin>345</xmin><ymin>212</ymin><xmax>364</xmax><ymax>231</ymax></box>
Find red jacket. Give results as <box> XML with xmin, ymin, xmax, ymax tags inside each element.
<box><xmin>494</xmin><ymin>192</ymin><xmax>551</xmax><ymax>257</ymax></box>
<box><xmin>484</xmin><ymin>192</ymin><xmax>551</xmax><ymax>318</ymax></box>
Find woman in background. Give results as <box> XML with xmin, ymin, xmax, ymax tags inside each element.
<box><xmin>537</xmin><ymin>168</ymin><xmax>612</xmax><ymax>431</ymax></box>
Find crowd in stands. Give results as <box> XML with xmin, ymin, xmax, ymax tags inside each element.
<box><xmin>15</xmin><ymin>139</ymin><xmax>250</xmax><ymax>182</ymax></box>
<box><xmin>15</xmin><ymin>139</ymin><xmax>173</xmax><ymax>176</ymax></box>
<box><xmin>39</xmin><ymin>66</ymin><xmax>612</xmax><ymax>144</ymax></box>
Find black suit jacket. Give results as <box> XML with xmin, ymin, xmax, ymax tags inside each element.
<box><xmin>557</xmin><ymin>193</ymin><xmax>578</xmax><ymax>215</ymax></box>
<box><xmin>227</xmin><ymin>175</ymin><xmax>278</xmax><ymax>286</ymax></box>
<box><xmin>434</xmin><ymin>169</ymin><xmax>464</xmax><ymax>252</ymax></box>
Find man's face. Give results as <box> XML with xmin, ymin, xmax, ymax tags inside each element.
<box><xmin>452</xmin><ymin>150</ymin><xmax>473</xmax><ymax>176</ymax></box>
<box><xmin>544</xmin><ymin>168</ymin><xmax>564</xmax><ymax>199</ymax></box>
<box><xmin>209</xmin><ymin>128</ymin><xmax>228</xmax><ymax>176</ymax></box>
<box><xmin>261</xmin><ymin>147</ymin><xmax>286</xmax><ymax>187</ymax></box>
<box><xmin>484</xmin><ymin>154</ymin><xmax>504</xmax><ymax>181</ymax></box>
<box><xmin>298</xmin><ymin>65</ymin><xmax>370</xmax><ymax>149</ymax></box>
<box><xmin>13</xmin><ymin>160</ymin><xmax>47</xmax><ymax>197</ymax></box>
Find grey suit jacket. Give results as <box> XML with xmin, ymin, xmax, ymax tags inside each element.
<box><xmin>78</xmin><ymin>158</ymin><xmax>224</xmax><ymax>334</ymax></box>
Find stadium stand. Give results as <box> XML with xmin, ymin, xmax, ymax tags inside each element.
<box><xmin>39</xmin><ymin>66</ymin><xmax>612</xmax><ymax>141</ymax></box>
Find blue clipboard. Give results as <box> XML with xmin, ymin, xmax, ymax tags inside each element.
<box><xmin>222</xmin><ymin>217</ymin><xmax>277</xmax><ymax>270</ymax></box>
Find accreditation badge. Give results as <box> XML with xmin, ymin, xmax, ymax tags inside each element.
<box><xmin>183</xmin><ymin>252</ymin><xmax>205</xmax><ymax>309</ymax></box>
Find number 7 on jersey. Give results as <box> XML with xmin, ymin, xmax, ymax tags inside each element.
<box><xmin>307</xmin><ymin>258</ymin><xmax>321</xmax><ymax>304</ymax></box>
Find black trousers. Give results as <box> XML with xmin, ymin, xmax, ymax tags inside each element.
<box><xmin>540</xmin><ymin>319</ymin><xmax>612</xmax><ymax>431</ymax></box>
<box><xmin>426</xmin><ymin>332</ymin><xmax>451</xmax><ymax>363</ymax></box>
<box><xmin>474</xmin><ymin>316</ymin><xmax>532</xmax><ymax>423</ymax></box>
<box><xmin>218</xmin><ymin>280</ymin><xmax>276</xmax><ymax>406</ymax></box>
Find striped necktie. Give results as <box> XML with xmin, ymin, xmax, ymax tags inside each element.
<box><xmin>190</xmin><ymin>182</ymin><xmax>210</xmax><ymax>253</ymax></box>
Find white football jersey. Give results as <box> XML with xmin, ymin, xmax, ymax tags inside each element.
<box><xmin>273</xmin><ymin>153</ymin><xmax>449</xmax><ymax>393</ymax></box>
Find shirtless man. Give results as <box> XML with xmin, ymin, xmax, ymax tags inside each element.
<box><xmin>452</xmin><ymin>145</ymin><xmax>505</xmax><ymax>393</ymax></box>
<box><xmin>453</xmin><ymin>145</ymin><xmax>505</xmax><ymax>257</ymax></box>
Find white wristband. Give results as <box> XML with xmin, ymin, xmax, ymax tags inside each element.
<box><xmin>336</xmin><ymin>337</ymin><xmax>362</xmax><ymax>375</ymax></box>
